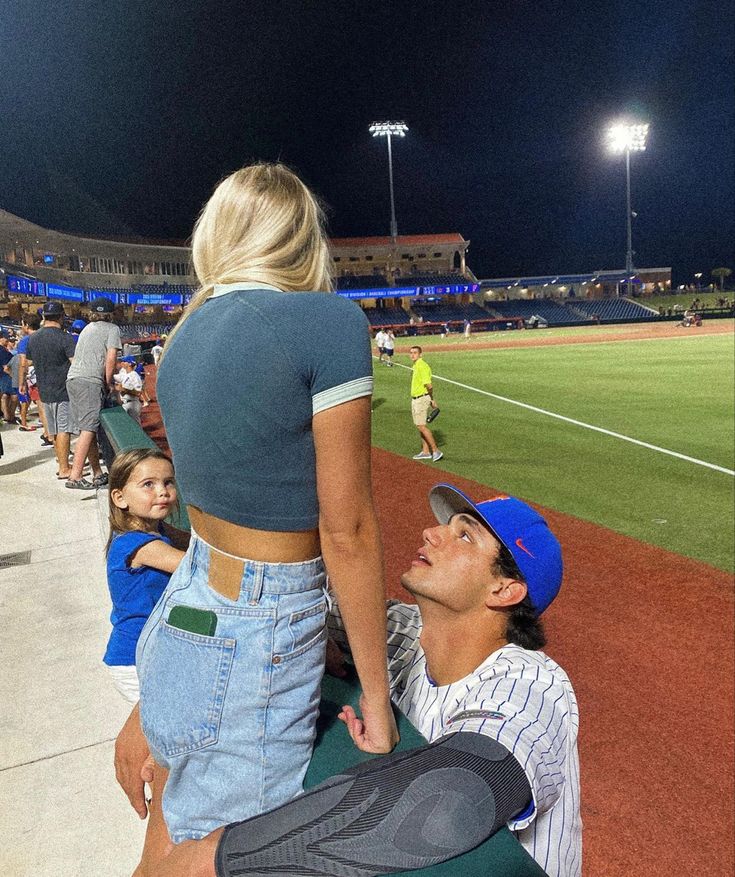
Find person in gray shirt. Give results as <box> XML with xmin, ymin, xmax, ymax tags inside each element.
<box><xmin>65</xmin><ymin>297</ymin><xmax>122</xmax><ymax>489</ymax></box>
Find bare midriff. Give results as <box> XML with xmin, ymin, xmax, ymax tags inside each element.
<box><xmin>188</xmin><ymin>506</ymin><xmax>321</xmax><ymax>563</ymax></box>
<box><xmin>188</xmin><ymin>507</ymin><xmax>322</xmax><ymax>601</ymax></box>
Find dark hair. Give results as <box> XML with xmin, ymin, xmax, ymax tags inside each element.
<box><xmin>493</xmin><ymin>543</ymin><xmax>547</xmax><ymax>650</ymax></box>
<box><xmin>23</xmin><ymin>313</ymin><xmax>42</xmax><ymax>330</ymax></box>
<box><xmin>410</xmin><ymin>345</ymin><xmax>423</xmax><ymax>354</ymax></box>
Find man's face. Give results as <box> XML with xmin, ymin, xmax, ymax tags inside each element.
<box><xmin>409</xmin><ymin>348</ymin><xmax>421</xmax><ymax>362</ymax></box>
<box><xmin>401</xmin><ymin>512</ymin><xmax>504</xmax><ymax>613</ymax></box>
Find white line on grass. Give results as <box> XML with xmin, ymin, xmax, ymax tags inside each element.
<box><xmin>385</xmin><ymin>360</ymin><xmax>735</xmax><ymax>476</ymax></box>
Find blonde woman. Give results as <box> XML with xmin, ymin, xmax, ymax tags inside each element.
<box><xmin>115</xmin><ymin>163</ymin><xmax>398</xmax><ymax>872</ymax></box>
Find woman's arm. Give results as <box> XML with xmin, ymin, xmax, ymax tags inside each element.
<box><xmin>313</xmin><ymin>396</ymin><xmax>398</xmax><ymax>754</ymax></box>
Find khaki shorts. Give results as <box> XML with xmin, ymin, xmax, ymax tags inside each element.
<box><xmin>411</xmin><ymin>394</ymin><xmax>432</xmax><ymax>426</ymax></box>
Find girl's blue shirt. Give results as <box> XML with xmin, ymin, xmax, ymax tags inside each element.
<box><xmin>103</xmin><ymin>529</ymin><xmax>173</xmax><ymax>666</ymax></box>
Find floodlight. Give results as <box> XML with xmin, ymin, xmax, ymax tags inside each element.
<box><xmin>369</xmin><ymin>121</ymin><xmax>409</xmax><ymax>238</ymax></box>
<box><xmin>608</xmin><ymin>123</ymin><xmax>648</xmax><ymax>153</ymax></box>
<box><xmin>606</xmin><ymin>121</ymin><xmax>650</xmax><ymax>295</ymax></box>
<box><xmin>369</xmin><ymin>121</ymin><xmax>408</xmax><ymax>138</ymax></box>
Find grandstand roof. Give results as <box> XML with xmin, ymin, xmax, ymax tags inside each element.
<box><xmin>479</xmin><ymin>267</ymin><xmax>671</xmax><ymax>289</ymax></box>
<box><xmin>2</xmin><ymin>208</ymin><xmax>467</xmax><ymax>254</ymax></box>
<box><xmin>330</xmin><ymin>233</ymin><xmax>466</xmax><ymax>248</ymax></box>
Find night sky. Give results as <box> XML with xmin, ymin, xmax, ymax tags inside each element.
<box><xmin>1</xmin><ymin>0</ymin><xmax>732</xmax><ymax>284</ymax></box>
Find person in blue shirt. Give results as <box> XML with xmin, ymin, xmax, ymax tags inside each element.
<box><xmin>104</xmin><ymin>448</ymin><xmax>188</xmax><ymax>703</ymax></box>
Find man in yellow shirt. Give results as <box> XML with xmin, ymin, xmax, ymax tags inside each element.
<box><xmin>409</xmin><ymin>345</ymin><xmax>443</xmax><ymax>462</ymax></box>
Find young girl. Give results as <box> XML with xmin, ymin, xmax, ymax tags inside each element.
<box><xmin>103</xmin><ymin>448</ymin><xmax>187</xmax><ymax>704</ymax></box>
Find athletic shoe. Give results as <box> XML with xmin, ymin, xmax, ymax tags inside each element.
<box><xmin>412</xmin><ymin>452</ymin><xmax>432</xmax><ymax>460</ymax></box>
<box><xmin>65</xmin><ymin>478</ymin><xmax>96</xmax><ymax>490</ymax></box>
<box><xmin>40</xmin><ymin>436</ymin><xmax>54</xmax><ymax>447</ymax></box>
<box><xmin>431</xmin><ymin>450</ymin><xmax>444</xmax><ymax>462</ymax></box>
<box><xmin>92</xmin><ymin>473</ymin><xmax>109</xmax><ymax>487</ymax></box>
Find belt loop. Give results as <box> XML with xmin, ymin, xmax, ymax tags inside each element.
<box><xmin>249</xmin><ymin>563</ymin><xmax>265</xmax><ymax>605</ymax></box>
<box><xmin>323</xmin><ymin>581</ymin><xmax>333</xmax><ymax>612</ymax></box>
<box><xmin>189</xmin><ymin>536</ymin><xmax>199</xmax><ymax>574</ymax></box>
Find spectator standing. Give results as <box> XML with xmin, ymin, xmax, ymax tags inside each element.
<box><xmin>23</xmin><ymin>302</ymin><xmax>77</xmax><ymax>480</ymax></box>
<box><xmin>0</xmin><ymin>332</ymin><xmax>18</xmax><ymax>424</ymax></box>
<box><xmin>14</xmin><ymin>313</ymin><xmax>44</xmax><ymax>432</ymax></box>
<box><xmin>65</xmin><ymin>297</ymin><xmax>122</xmax><ymax>489</ymax></box>
<box><xmin>409</xmin><ymin>345</ymin><xmax>442</xmax><ymax>462</ymax></box>
<box><xmin>116</xmin><ymin>162</ymin><xmax>397</xmax><ymax>873</ymax></box>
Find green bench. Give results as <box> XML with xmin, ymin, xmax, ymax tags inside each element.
<box><xmin>100</xmin><ymin>406</ymin><xmax>546</xmax><ymax>877</ymax></box>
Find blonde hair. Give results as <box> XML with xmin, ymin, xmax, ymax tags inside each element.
<box><xmin>164</xmin><ymin>162</ymin><xmax>333</xmax><ymax>353</ymax></box>
<box><xmin>106</xmin><ymin>448</ymin><xmax>178</xmax><ymax>555</ymax></box>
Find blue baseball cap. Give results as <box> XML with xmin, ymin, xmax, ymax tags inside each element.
<box><xmin>71</xmin><ymin>319</ymin><xmax>87</xmax><ymax>331</ymax></box>
<box><xmin>429</xmin><ymin>484</ymin><xmax>563</xmax><ymax>615</ymax></box>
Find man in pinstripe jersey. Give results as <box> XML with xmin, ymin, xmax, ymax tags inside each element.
<box><xmin>334</xmin><ymin>483</ymin><xmax>582</xmax><ymax>877</ymax></box>
<box><xmin>149</xmin><ymin>483</ymin><xmax>581</xmax><ymax>877</ymax></box>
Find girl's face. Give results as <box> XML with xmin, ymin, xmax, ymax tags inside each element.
<box><xmin>111</xmin><ymin>458</ymin><xmax>177</xmax><ymax>526</ymax></box>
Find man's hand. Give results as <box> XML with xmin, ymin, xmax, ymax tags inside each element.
<box><xmin>114</xmin><ymin>704</ymin><xmax>151</xmax><ymax>819</ymax></box>
<box><xmin>338</xmin><ymin>694</ymin><xmax>399</xmax><ymax>754</ymax></box>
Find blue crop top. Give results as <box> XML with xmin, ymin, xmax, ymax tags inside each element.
<box><xmin>103</xmin><ymin>529</ymin><xmax>173</xmax><ymax>666</ymax></box>
<box><xmin>157</xmin><ymin>286</ymin><xmax>373</xmax><ymax>531</ymax></box>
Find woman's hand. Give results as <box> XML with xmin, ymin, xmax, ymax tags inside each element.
<box><xmin>338</xmin><ymin>694</ymin><xmax>399</xmax><ymax>754</ymax></box>
<box><xmin>114</xmin><ymin>704</ymin><xmax>152</xmax><ymax>819</ymax></box>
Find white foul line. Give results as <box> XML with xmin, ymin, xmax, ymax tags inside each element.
<box><xmin>387</xmin><ymin>360</ymin><xmax>734</xmax><ymax>476</ymax></box>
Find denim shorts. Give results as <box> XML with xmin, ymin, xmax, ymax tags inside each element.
<box><xmin>136</xmin><ymin>532</ymin><xmax>328</xmax><ymax>843</ymax></box>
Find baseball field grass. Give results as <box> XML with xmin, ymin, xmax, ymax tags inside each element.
<box><xmin>371</xmin><ymin>329</ymin><xmax>735</xmax><ymax>571</ymax></box>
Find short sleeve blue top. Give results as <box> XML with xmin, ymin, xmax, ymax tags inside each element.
<box><xmin>157</xmin><ymin>287</ymin><xmax>374</xmax><ymax>531</ymax></box>
<box><xmin>103</xmin><ymin>530</ymin><xmax>173</xmax><ymax>666</ymax></box>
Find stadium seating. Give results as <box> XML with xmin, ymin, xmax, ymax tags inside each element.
<box><xmin>486</xmin><ymin>298</ymin><xmax>587</xmax><ymax>325</ymax></box>
<box><xmin>570</xmin><ymin>298</ymin><xmax>656</xmax><ymax>321</ymax></box>
<box><xmin>362</xmin><ymin>307</ymin><xmax>411</xmax><ymax>326</ymax></box>
<box><xmin>119</xmin><ymin>322</ymin><xmax>176</xmax><ymax>341</ymax></box>
<box><xmin>404</xmin><ymin>273</ymin><xmax>469</xmax><ymax>286</ymax></box>
<box><xmin>336</xmin><ymin>274</ymin><xmax>388</xmax><ymax>290</ymax></box>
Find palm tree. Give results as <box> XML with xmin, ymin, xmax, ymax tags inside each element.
<box><xmin>711</xmin><ymin>267</ymin><xmax>732</xmax><ymax>290</ymax></box>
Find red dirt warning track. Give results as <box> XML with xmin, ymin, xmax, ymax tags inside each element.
<box><xmin>371</xmin><ymin>448</ymin><xmax>734</xmax><ymax>877</ymax></box>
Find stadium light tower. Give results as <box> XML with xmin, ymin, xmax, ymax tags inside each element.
<box><xmin>607</xmin><ymin>122</ymin><xmax>648</xmax><ymax>297</ymax></box>
<box><xmin>369</xmin><ymin>121</ymin><xmax>408</xmax><ymax>240</ymax></box>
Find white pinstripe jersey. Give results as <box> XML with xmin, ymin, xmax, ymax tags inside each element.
<box><xmin>328</xmin><ymin>600</ymin><xmax>582</xmax><ymax>877</ymax></box>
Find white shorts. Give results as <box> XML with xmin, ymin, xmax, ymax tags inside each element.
<box><xmin>107</xmin><ymin>664</ymin><xmax>140</xmax><ymax>704</ymax></box>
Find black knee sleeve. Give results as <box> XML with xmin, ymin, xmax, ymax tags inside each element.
<box><xmin>215</xmin><ymin>732</ymin><xmax>531</xmax><ymax>877</ymax></box>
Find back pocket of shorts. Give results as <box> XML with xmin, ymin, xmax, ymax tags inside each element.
<box><xmin>139</xmin><ymin>621</ymin><xmax>235</xmax><ymax>758</ymax></box>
